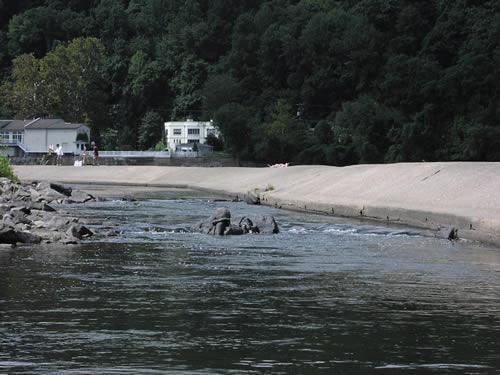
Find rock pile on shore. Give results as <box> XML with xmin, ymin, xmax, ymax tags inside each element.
<box><xmin>0</xmin><ymin>178</ymin><xmax>96</xmax><ymax>245</ymax></box>
<box><xmin>195</xmin><ymin>207</ymin><xmax>279</xmax><ymax>235</ymax></box>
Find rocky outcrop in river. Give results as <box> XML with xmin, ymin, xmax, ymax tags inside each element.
<box><xmin>0</xmin><ymin>178</ymin><xmax>95</xmax><ymax>245</ymax></box>
<box><xmin>194</xmin><ymin>207</ymin><xmax>279</xmax><ymax>235</ymax></box>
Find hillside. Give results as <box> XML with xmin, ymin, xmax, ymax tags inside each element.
<box><xmin>1</xmin><ymin>0</ymin><xmax>499</xmax><ymax>163</ymax></box>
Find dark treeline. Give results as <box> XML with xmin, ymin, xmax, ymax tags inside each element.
<box><xmin>0</xmin><ymin>0</ymin><xmax>499</xmax><ymax>163</ymax></box>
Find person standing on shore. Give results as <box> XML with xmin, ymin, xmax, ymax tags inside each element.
<box><xmin>43</xmin><ymin>144</ymin><xmax>55</xmax><ymax>165</ymax></box>
<box><xmin>91</xmin><ymin>141</ymin><xmax>99</xmax><ymax>166</ymax></box>
<box><xmin>81</xmin><ymin>146</ymin><xmax>88</xmax><ymax>165</ymax></box>
<box><xmin>55</xmin><ymin>144</ymin><xmax>64</xmax><ymax>165</ymax></box>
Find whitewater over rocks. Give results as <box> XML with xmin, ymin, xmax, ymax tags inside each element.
<box><xmin>0</xmin><ymin>178</ymin><xmax>95</xmax><ymax>245</ymax></box>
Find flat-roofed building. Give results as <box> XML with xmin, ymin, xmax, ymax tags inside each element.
<box><xmin>164</xmin><ymin>119</ymin><xmax>219</xmax><ymax>152</ymax></box>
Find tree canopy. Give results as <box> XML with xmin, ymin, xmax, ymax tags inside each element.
<box><xmin>0</xmin><ymin>0</ymin><xmax>498</xmax><ymax>161</ymax></box>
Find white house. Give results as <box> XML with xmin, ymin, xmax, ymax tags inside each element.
<box><xmin>0</xmin><ymin>118</ymin><xmax>90</xmax><ymax>156</ymax></box>
<box><xmin>164</xmin><ymin>119</ymin><xmax>219</xmax><ymax>151</ymax></box>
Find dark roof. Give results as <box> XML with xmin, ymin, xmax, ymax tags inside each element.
<box><xmin>0</xmin><ymin>118</ymin><xmax>89</xmax><ymax>130</ymax></box>
<box><xmin>26</xmin><ymin>118</ymin><xmax>88</xmax><ymax>129</ymax></box>
<box><xmin>0</xmin><ymin>120</ymin><xmax>10</xmax><ymax>129</ymax></box>
<box><xmin>0</xmin><ymin>120</ymin><xmax>32</xmax><ymax>131</ymax></box>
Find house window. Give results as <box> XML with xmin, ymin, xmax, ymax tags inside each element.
<box><xmin>173</xmin><ymin>128</ymin><xmax>182</xmax><ymax>135</ymax></box>
<box><xmin>188</xmin><ymin>139</ymin><xmax>200</xmax><ymax>144</ymax></box>
<box><xmin>0</xmin><ymin>132</ymin><xmax>8</xmax><ymax>142</ymax></box>
<box><xmin>13</xmin><ymin>132</ymin><xmax>23</xmax><ymax>142</ymax></box>
<box><xmin>165</xmin><ymin>129</ymin><xmax>168</xmax><ymax>136</ymax></box>
<box><xmin>188</xmin><ymin>128</ymin><xmax>200</xmax><ymax>135</ymax></box>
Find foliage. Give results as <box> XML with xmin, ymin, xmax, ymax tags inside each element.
<box><xmin>0</xmin><ymin>156</ymin><xmax>18</xmax><ymax>182</ymax></box>
<box><xmin>0</xmin><ymin>0</ymin><xmax>498</xmax><ymax>164</ymax></box>
<box><xmin>3</xmin><ymin>37</ymin><xmax>108</xmax><ymax>130</ymax></box>
<box><xmin>214</xmin><ymin>103</ymin><xmax>254</xmax><ymax>160</ymax></box>
<box><xmin>76</xmin><ymin>132</ymin><xmax>89</xmax><ymax>143</ymax></box>
<box><xmin>100</xmin><ymin>128</ymin><xmax>118</xmax><ymax>151</ymax></box>
<box><xmin>153</xmin><ymin>139</ymin><xmax>166</xmax><ymax>151</ymax></box>
<box><xmin>206</xmin><ymin>133</ymin><xmax>224</xmax><ymax>152</ymax></box>
<box><xmin>138</xmin><ymin>111</ymin><xmax>162</xmax><ymax>150</ymax></box>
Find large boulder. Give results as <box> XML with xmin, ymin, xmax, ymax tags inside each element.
<box><xmin>66</xmin><ymin>224</ymin><xmax>94</xmax><ymax>240</ymax></box>
<box><xmin>224</xmin><ymin>224</ymin><xmax>245</xmax><ymax>235</ymax></box>
<box><xmin>195</xmin><ymin>208</ymin><xmax>279</xmax><ymax>235</ymax></box>
<box><xmin>207</xmin><ymin>207</ymin><xmax>231</xmax><ymax>235</ymax></box>
<box><xmin>65</xmin><ymin>189</ymin><xmax>95</xmax><ymax>204</ymax></box>
<box><xmin>252</xmin><ymin>215</ymin><xmax>279</xmax><ymax>234</ymax></box>
<box><xmin>49</xmin><ymin>183</ymin><xmax>72</xmax><ymax>197</ymax></box>
<box><xmin>245</xmin><ymin>190</ymin><xmax>261</xmax><ymax>205</ymax></box>
<box><xmin>37</xmin><ymin>188</ymin><xmax>67</xmax><ymax>203</ymax></box>
<box><xmin>12</xmin><ymin>188</ymin><xmax>31</xmax><ymax>201</ymax></box>
<box><xmin>7</xmin><ymin>208</ymin><xmax>32</xmax><ymax>225</ymax></box>
<box><xmin>0</xmin><ymin>204</ymin><xmax>10</xmax><ymax>216</ymax></box>
<box><xmin>0</xmin><ymin>225</ymin><xmax>42</xmax><ymax>244</ymax></box>
<box><xmin>29</xmin><ymin>202</ymin><xmax>56</xmax><ymax>212</ymax></box>
<box><xmin>45</xmin><ymin>216</ymin><xmax>78</xmax><ymax>231</ymax></box>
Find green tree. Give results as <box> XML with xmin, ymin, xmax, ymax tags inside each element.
<box><xmin>127</xmin><ymin>51</ymin><xmax>162</xmax><ymax>98</ymax></box>
<box><xmin>42</xmin><ymin>37</ymin><xmax>108</xmax><ymax>123</ymax></box>
<box><xmin>7</xmin><ymin>7</ymin><xmax>60</xmax><ymax>57</ymax></box>
<box><xmin>3</xmin><ymin>53</ymin><xmax>47</xmax><ymax>118</ymax></box>
<box><xmin>214</xmin><ymin>103</ymin><xmax>253</xmax><ymax>161</ymax></box>
<box><xmin>4</xmin><ymin>37</ymin><xmax>108</xmax><ymax>131</ymax></box>
<box><xmin>335</xmin><ymin>96</ymin><xmax>403</xmax><ymax>163</ymax></box>
<box><xmin>138</xmin><ymin>111</ymin><xmax>163</xmax><ymax>150</ymax></box>
<box><xmin>202</xmin><ymin>73</ymin><xmax>242</xmax><ymax>116</ymax></box>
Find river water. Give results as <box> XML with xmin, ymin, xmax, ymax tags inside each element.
<box><xmin>0</xmin><ymin>189</ymin><xmax>499</xmax><ymax>374</ymax></box>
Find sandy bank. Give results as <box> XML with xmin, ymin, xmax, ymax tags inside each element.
<box><xmin>13</xmin><ymin>163</ymin><xmax>500</xmax><ymax>245</ymax></box>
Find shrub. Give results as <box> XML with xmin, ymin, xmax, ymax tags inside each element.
<box><xmin>265</xmin><ymin>184</ymin><xmax>275</xmax><ymax>192</ymax></box>
<box><xmin>152</xmin><ymin>140</ymin><xmax>167</xmax><ymax>151</ymax></box>
<box><xmin>0</xmin><ymin>156</ymin><xmax>18</xmax><ymax>182</ymax></box>
<box><xmin>76</xmin><ymin>132</ymin><xmax>89</xmax><ymax>142</ymax></box>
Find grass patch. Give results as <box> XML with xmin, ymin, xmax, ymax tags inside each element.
<box><xmin>0</xmin><ymin>156</ymin><xmax>18</xmax><ymax>182</ymax></box>
<box><xmin>265</xmin><ymin>184</ymin><xmax>275</xmax><ymax>192</ymax></box>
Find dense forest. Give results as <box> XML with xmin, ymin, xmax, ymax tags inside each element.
<box><xmin>0</xmin><ymin>0</ymin><xmax>499</xmax><ymax>164</ymax></box>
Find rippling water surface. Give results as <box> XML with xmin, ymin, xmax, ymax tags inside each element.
<box><xmin>1</xmin><ymin>189</ymin><xmax>499</xmax><ymax>374</ymax></box>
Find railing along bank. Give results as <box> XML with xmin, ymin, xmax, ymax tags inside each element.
<box><xmin>99</xmin><ymin>151</ymin><xmax>171</xmax><ymax>158</ymax></box>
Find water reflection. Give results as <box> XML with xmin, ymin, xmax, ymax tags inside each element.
<box><xmin>0</xmin><ymin>193</ymin><xmax>499</xmax><ymax>374</ymax></box>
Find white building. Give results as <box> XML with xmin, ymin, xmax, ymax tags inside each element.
<box><xmin>164</xmin><ymin>119</ymin><xmax>219</xmax><ymax>151</ymax></box>
<box><xmin>0</xmin><ymin>118</ymin><xmax>90</xmax><ymax>156</ymax></box>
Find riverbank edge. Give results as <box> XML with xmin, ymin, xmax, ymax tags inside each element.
<box><xmin>13</xmin><ymin>163</ymin><xmax>500</xmax><ymax>247</ymax></box>
<box><xmin>13</xmin><ymin>178</ymin><xmax>500</xmax><ymax>247</ymax></box>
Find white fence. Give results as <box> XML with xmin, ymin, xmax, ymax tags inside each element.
<box><xmin>172</xmin><ymin>151</ymin><xmax>200</xmax><ymax>158</ymax></box>
<box><xmin>99</xmin><ymin>151</ymin><xmax>171</xmax><ymax>158</ymax></box>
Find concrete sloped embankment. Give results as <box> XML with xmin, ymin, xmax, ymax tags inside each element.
<box><xmin>13</xmin><ymin>162</ymin><xmax>500</xmax><ymax>246</ymax></box>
